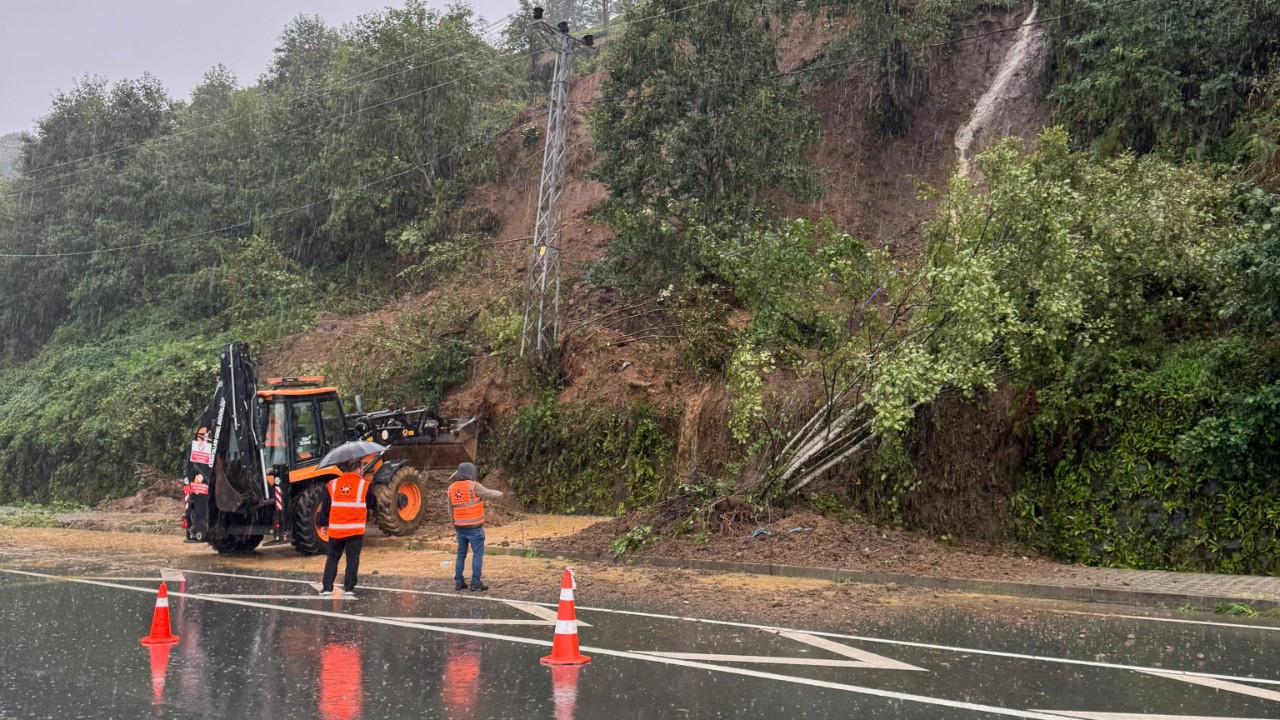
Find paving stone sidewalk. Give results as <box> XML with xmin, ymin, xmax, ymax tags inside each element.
<box><xmin>1031</xmin><ymin>565</ymin><xmax>1280</xmax><ymax>602</ymax></box>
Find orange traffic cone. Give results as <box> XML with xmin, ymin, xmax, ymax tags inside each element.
<box><xmin>147</xmin><ymin>642</ymin><xmax>172</xmax><ymax>705</ymax></box>
<box><xmin>141</xmin><ymin>582</ymin><xmax>180</xmax><ymax>646</ymax></box>
<box><xmin>540</xmin><ymin>567</ymin><xmax>590</xmax><ymax>666</ymax></box>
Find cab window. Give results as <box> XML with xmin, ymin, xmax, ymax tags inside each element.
<box><xmin>318</xmin><ymin>398</ymin><xmax>346</xmax><ymax>452</ymax></box>
<box><xmin>264</xmin><ymin>401</ymin><xmax>290</xmax><ymax>468</ymax></box>
<box><xmin>291</xmin><ymin>401</ymin><xmax>321</xmax><ymax>464</ymax></box>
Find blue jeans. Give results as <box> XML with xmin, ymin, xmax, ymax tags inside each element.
<box><xmin>454</xmin><ymin>525</ymin><xmax>485</xmax><ymax>584</ymax></box>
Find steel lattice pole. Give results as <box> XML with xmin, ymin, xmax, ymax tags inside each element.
<box><xmin>520</xmin><ymin>22</ymin><xmax>594</xmax><ymax>371</ymax></box>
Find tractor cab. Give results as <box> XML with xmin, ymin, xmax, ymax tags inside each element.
<box><xmin>257</xmin><ymin>377</ymin><xmax>351</xmax><ymax>478</ymax></box>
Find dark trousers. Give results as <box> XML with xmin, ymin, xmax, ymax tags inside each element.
<box><xmin>454</xmin><ymin>525</ymin><xmax>485</xmax><ymax>584</ymax></box>
<box><xmin>322</xmin><ymin>534</ymin><xmax>364</xmax><ymax>592</ymax></box>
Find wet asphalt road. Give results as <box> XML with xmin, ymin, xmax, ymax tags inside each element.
<box><xmin>1</xmin><ymin>564</ymin><xmax>1278</xmax><ymax>719</ymax></box>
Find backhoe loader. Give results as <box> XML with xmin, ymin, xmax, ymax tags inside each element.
<box><xmin>182</xmin><ymin>342</ymin><xmax>477</xmax><ymax>555</ymax></box>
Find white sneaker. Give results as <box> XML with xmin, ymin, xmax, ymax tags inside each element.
<box><xmin>318</xmin><ymin>589</ymin><xmax>333</xmax><ymax>596</ymax></box>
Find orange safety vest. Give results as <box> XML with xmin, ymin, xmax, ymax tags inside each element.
<box><xmin>327</xmin><ymin>472</ymin><xmax>368</xmax><ymax>539</ymax></box>
<box><xmin>448</xmin><ymin>480</ymin><xmax>485</xmax><ymax>527</ymax></box>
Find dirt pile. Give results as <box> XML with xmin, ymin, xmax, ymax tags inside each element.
<box><xmin>542</xmin><ymin>510</ymin><xmax>1068</xmax><ymax>583</ymax></box>
<box><xmin>94</xmin><ymin>464</ymin><xmax>185</xmax><ymax>518</ymax></box>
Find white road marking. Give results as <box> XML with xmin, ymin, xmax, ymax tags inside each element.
<box><xmin>1034</xmin><ymin>707</ymin><xmax>1274</xmax><ymax>712</ymax></box>
<box><xmin>1056</xmin><ymin>610</ymin><xmax>1280</xmax><ymax>633</ymax></box>
<box><xmin>638</xmin><ymin>652</ymin><xmax>894</xmax><ymax>668</ymax></box>
<box><xmin>505</xmin><ymin>600</ymin><xmax>568</xmax><ymax>623</ymax></box>
<box><xmin>173</xmin><ymin>568</ymin><xmax>1280</xmax><ymax>688</ymax></box>
<box><xmin>204</xmin><ymin>591</ymin><xmax>346</xmax><ymax>599</ymax></box>
<box><xmin>70</xmin><ymin>577</ymin><xmax>163</xmax><ymax>582</ymax></box>
<box><xmin>782</xmin><ymin>631</ymin><xmax>925</xmax><ymax>671</ymax></box>
<box><xmin>160</xmin><ymin>569</ymin><xmax>185</xmax><ymax>583</ymax></box>
<box><xmin>0</xmin><ymin>568</ymin><xmax>1087</xmax><ymax>720</ymax></box>
<box><xmin>1142</xmin><ymin>671</ymin><xmax>1280</xmax><ymax>703</ymax></box>
<box><xmin>383</xmin><ymin>617</ymin><xmax>559</xmax><ymax>625</ymax></box>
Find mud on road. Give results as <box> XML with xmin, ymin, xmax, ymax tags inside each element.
<box><xmin>0</xmin><ymin>522</ymin><xmax>1042</xmax><ymax>631</ymax></box>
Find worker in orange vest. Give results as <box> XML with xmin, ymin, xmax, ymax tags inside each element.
<box><xmin>448</xmin><ymin>462</ymin><xmax>503</xmax><ymax>591</ymax></box>
<box><xmin>317</xmin><ymin>459</ymin><xmax>375</xmax><ymax>596</ymax></box>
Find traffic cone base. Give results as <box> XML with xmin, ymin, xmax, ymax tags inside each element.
<box><xmin>141</xmin><ymin>634</ymin><xmax>180</xmax><ymax>646</ymax></box>
<box><xmin>141</xmin><ymin>582</ymin><xmax>180</xmax><ymax>645</ymax></box>
<box><xmin>540</xmin><ymin>568</ymin><xmax>591</xmax><ymax>666</ymax></box>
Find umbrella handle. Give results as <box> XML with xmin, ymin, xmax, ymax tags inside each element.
<box><xmin>361</xmin><ymin>448</ymin><xmax>388</xmax><ymax>476</ymax></box>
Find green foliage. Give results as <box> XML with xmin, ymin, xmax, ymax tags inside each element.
<box><xmin>807</xmin><ymin>0</ymin><xmax>1008</xmax><ymax>135</ymax></box>
<box><xmin>609</xmin><ymin>523</ymin><xmax>654</xmax><ymax>557</ymax></box>
<box><xmin>496</xmin><ymin>391</ymin><xmax>677</xmax><ymax>514</ymax></box>
<box><xmin>0</xmin><ymin>314</ymin><xmax>228</xmax><ymax>504</ymax></box>
<box><xmin>1016</xmin><ymin>338</ymin><xmax>1280</xmax><ymax>572</ymax></box>
<box><xmin>1234</xmin><ymin>71</ymin><xmax>1280</xmax><ymax>190</ymax></box>
<box><xmin>727</xmin><ymin>345</ymin><xmax>773</xmax><ymax>445</ymax></box>
<box><xmin>588</xmin><ymin>0</ymin><xmax>820</xmax><ymax>290</ymax></box>
<box><xmin>0</xmin><ymin>502</ymin><xmax>84</xmax><ymax>528</ymax></box>
<box><xmin>809</xmin><ymin>492</ymin><xmax>859</xmax><ymax>523</ymax></box>
<box><xmin>0</xmin><ymin>132</ymin><xmax>21</xmax><ymax>178</ymax></box>
<box><xmin>0</xmin><ymin>2</ymin><xmax>522</xmax><ymax>361</ymax></box>
<box><xmin>1045</xmin><ymin>0</ymin><xmax>1280</xmax><ymax>157</ymax></box>
<box><xmin>1222</xmin><ymin>186</ymin><xmax>1280</xmax><ymax>331</ymax></box>
<box><xmin>1217</xmin><ymin>602</ymin><xmax>1259</xmax><ymax>617</ymax></box>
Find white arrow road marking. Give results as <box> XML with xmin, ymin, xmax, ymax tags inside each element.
<box><xmin>1141</xmin><ymin>671</ymin><xmax>1280</xmax><ymax>703</ymax></box>
<box><xmin>639</xmin><ymin>631</ymin><xmax>926</xmax><ymax>670</ymax></box>
<box><xmin>505</xmin><ymin>600</ymin><xmax>567</xmax><ymax>622</ymax></box>
<box><xmin>781</xmin><ymin>631</ymin><xmax>925</xmax><ymax>671</ymax></box>
<box><xmin>1034</xmin><ymin>707</ymin><xmax>1274</xmax><ymax>712</ymax></box>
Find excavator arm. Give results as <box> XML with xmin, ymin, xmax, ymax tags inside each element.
<box><xmin>183</xmin><ymin>342</ymin><xmax>269</xmax><ymax>541</ymax></box>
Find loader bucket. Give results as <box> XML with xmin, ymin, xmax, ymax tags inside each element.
<box><xmin>381</xmin><ymin>418</ymin><xmax>478</xmax><ymax>471</ymax></box>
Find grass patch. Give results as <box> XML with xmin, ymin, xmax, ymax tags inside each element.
<box><xmin>1216</xmin><ymin>601</ymin><xmax>1259</xmax><ymax>617</ymax></box>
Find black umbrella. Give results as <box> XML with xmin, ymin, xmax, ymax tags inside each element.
<box><xmin>318</xmin><ymin>440</ymin><xmax>387</xmax><ymax>469</ymax></box>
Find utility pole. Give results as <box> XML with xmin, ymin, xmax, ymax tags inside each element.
<box><xmin>519</xmin><ymin>8</ymin><xmax>595</xmax><ymax>372</ymax></box>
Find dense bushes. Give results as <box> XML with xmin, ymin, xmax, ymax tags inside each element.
<box><xmin>1018</xmin><ymin>338</ymin><xmax>1280</xmax><ymax>573</ymax></box>
<box><xmin>1045</xmin><ymin>0</ymin><xmax>1280</xmax><ymax>157</ymax></box>
<box><xmin>495</xmin><ymin>392</ymin><xmax>677</xmax><ymax>514</ymax></box>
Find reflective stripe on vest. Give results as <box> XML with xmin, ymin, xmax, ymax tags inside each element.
<box><xmin>327</xmin><ymin>473</ymin><xmax>367</xmax><ymax>538</ymax></box>
<box><xmin>448</xmin><ymin>480</ymin><xmax>484</xmax><ymax>526</ymax></box>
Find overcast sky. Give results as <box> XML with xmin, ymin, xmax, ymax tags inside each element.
<box><xmin>0</xmin><ymin>0</ymin><xmax>517</xmax><ymax>134</ymax></box>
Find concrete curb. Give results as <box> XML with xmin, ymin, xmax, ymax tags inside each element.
<box><xmin>423</xmin><ymin>541</ymin><xmax>1280</xmax><ymax>611</ymax></box>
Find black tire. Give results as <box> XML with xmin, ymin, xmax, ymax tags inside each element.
<box><xmin>373</xmin><ymin>466</ymin><xmax>426</xmax><ymax>536</ymax></box>
<box><xmin>291</xmin><ymin>482</ymin><xmax>330</xmax><ymax>555</ymax></box>
<box><xmin>210</xmin><ymin>533</ymin><xmax>264</xmax><ymax>554</ymax></box>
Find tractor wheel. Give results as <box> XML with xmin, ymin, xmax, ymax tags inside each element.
<box><xmin>291</xmin><ymin>483</ymin><xmax>330</xmax><ymax>556</ymax></box>
<box><xmin>210</xmin><ymin>533</ymin><xmax>264</xmax><ymax>554</ymax></box>
<box><xmin>373</xmin><ymin>466</ymin><xmax>426</xmax><ymax>536</ymax></box>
